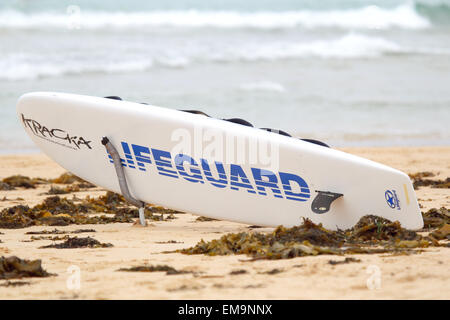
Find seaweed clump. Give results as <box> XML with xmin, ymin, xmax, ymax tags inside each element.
<box><xmin>0</xmin><ymin>190</ymin><xmax>181</xmax><ymax>229</ymax></box>
<box><xmin>51</xmin><ymin>172</ymin><xmax>95</xmax><ymax>188</ymax></box>
<box><xmin>118</xmin><ymin>264</ymin><xmax>189</xmax><ymax>275</ymax></box>
<box><xmin>180</xmin><ymin>219</ymin><xmax>348</xmax><ymax>259</ymax></box>
<box><xmin>346</xmin><ymin>215</ymin><xmax>419</xmax><ymax>243</ymax></box>
<box><xmin>0</xmin><ymin>175</ymin><xmax>48</xmax><ymax>190</ymax></box>
<box><xmin>44</xmin><ymin>172</ymin><xmax>97</xmax><ymax>194</ymax></box>
<box><xmin>25</xmin><ymin>228</ymin><xmax>96</xmax><ymax>235</ymax></box>
<box><xmin>229</xmin><ymin>269</ymin><xmax>248</xmax><ymax>275</ymax></box>
<box><xmin>40</xmin><ymin>236</ymin><xmax>113</xmax><ymax>249</ymax></box>
<box><xmin>46</xmin><ymin>185</ymin><xmax>82</xmax><ymax>195</ymax></box>
<box><xmin>0</xmin><ymin>182</ymin><xmax>14</xmax><ymax>191</ymax></box>
<box><xmin>409</xmin><ymin>172</ymin><xmax>450</xmax><ymax>189</ymax></box>
<box><xmin>84</xmin><ymin>191</ymin><xmax>179</xmax><ymax>220</ymax></box>
<box><xmin>422</xmin><ymin>207</ymin><xmax>450</xmax><ymax>229</ymax></box>
<box><xmin>196</xmin><ymin>216</ymin><xmax>218</xmax><ymax>222</ymax></box>
<box><xmin>430</xmin><ymin>224</ymin><xmax>450</xmax><ymax>240</ymax></box>
<box><xmin>0</xmin><ymin>280</ymin><xmax>31</xmax><ymax>287</ymax></box>
<box><xmin>180</xmin><ymin>214</ymin><xmax>448</xmax><ymax>260</ymax></box>
<box><xmin>0</xmin><ymin>172</ymin><xmax>96</xmax><ymax>192</ymax></box>
<box><xmin>24</xmin><ymin>229</ymin><xmax>97</xmax><ymax>242</ymax></box>
<box><xmin>328</xmin><ymin>257</ymin><xmax>361</xmax><ymax>265</ymax></box>
<box><xmin>0</xmin><ymin>195</ymin><xmax>133</xmax><ymax>229</ymax></box>
<box><xmin>0</xmin><ymin>256</ymin><xmax>54</xmax><ymax>279</ymax></box>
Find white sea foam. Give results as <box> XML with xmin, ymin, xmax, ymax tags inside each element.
<box><xmin>0</xmin><ymin>55</ymin><xmax>153</xmax><ymax>81</ymax></box>
<box><xmin>0</xmin><ymin>4</ymin><xmax>431</xmax><ymax>30</ymax></box>
<box><xmin>226</xmin><ymin>34</ymin><xmax>403</xmax><ymax>61</ymax></box>
<box><xmin>2</xmin><ymin>33</ymin><xmax>448</xmax><ymax>81</ymax></box>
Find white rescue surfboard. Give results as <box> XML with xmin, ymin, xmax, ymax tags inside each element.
<box><xmin>16</xmin><ymin>92</ymin><xmax>423</xmax><ymax>230</ymax></box>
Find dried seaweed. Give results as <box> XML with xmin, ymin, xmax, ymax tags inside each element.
<box><xmin>1</xmin><ymin>175</ymin><xmax>48</xmax><ymax>190</ymax></box>
<box><xmin>118</xmin><ymin>264</ymin><xmax>189</xmax><ymax>275</ymax></box>
<box><xmin>155</xmin><ymin>240</ymin><xmax>183</xmax><ymax>244</ymax></box>
<box><xmin>168</xmin><ymin>284</ymin><xmax>205</xmax><ymax>291</ymax></box>
<box><xmin>71</xmin><ymin>229</ymin><xmax>96</xmax><ymax>234</ymax></box>
<box><xmin>263</xmin><ymin>268</ymin><xmax>283</xmax><ymax>275</ymax></box>
<box><xmin>0</xmin><ymin>182</ymin><xmax>14</xmax><ymax>191</ymax></box>
<box><xmin>30</xmin><ymin>235</ymin><xmax>70</xmax><ymax>241</ymax></box>
<box><xmin>85</xmin><ymin>191</ymin><xmax>180</xmax><ymax>218</ymax></box>
<box><xmin>24</xmin><ymin>228</ymin><xmax>63</xmax><ymax>236</ymax></box>
<box><xmin>415</xmin><ymin>178</ymin><xmax>450</xmax><ymax>189</ymax></box>
<box><xmin>85</xmin><ymin>191</ymin><xmax>127</xmax><ymax>209</ymax></box>
<box><xmin>180</xmin><ymin>213</ymin><xmax>448</xmax><ymax>260</ymax></box>
<box><xmin>0</xmin><ymin>173</ymin><xmax>96</xmax><ymax>191</ymax></box>
<box><xmin>39</xmin><ymin>236</ymin><xmax>113</xmax><ymax>249</ymax></box>
<box><xmin>0</xmin><ymin>280</ymin><xmax>31</xmax><ymax>287</ymax></box>
<box><xmin>1</xmin><ymin>172</ymin><xmax>182</xmax><ymax>229</ymax></box>
<box><xmin>46</xmin><ymin>185</ymin><xmax>82</xmax><ymax>195</ymax></box>
<box><xmin>51</xmin><ymin>173</ymin><xmax>94</xmax><ymax>188</ymax></box>
<box><xmin>229</xmin><ymin>269</ymin><xmax>247</xmax><ymax>275</ymax></box>
<box><xmin>346</xmin><ymin>215</ymin><xmax>419</xmax><ymax>242</ymax></box>
<box><xmin>25</xmin><ymin>228</ymin><xmax>96</xmax><ymax>235</ymax></box>
<box><xmin>408</xmin><ymin>172</ymin><xmax>435</xmax><ymax>180</ymax></box>
<box><xmin>422</xmin><ymin>207</ymin><xmax>450</xmax><ymax>229</ymax></box>
<box><xmin>0</xmin><ymin>256</ymin><xmax>54</xmax><ymax>279</ymax></box>
<box><xmin>196</xmin><ymin>216</ymin><xmax>218</xmax><ymax>222</ymax></box>
<box><xmin>328</xmin><ymin>257</ymin><xmax>361</xmax><ymax>265</ymax></box>
<box><xmin>409</xmin><ymin>172</ymin><xmax>450</xmax><ymax>189</ymax></box>
<box><xmin>0</xmin><ymin>191</ymin><xmax>180</xmax><ymax>229</ymax></box>
<box><xmin>430</xmin><ymin>224</ymin><xmax>450</xmax><ymax>240</ymax></box>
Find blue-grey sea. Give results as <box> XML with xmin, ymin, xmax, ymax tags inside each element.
<box><xmin>1</xmin><ymin>0</ymin><xmax>449</xmax><ymax>153</ymax></box>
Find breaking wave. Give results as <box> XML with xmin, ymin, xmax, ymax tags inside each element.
<box><xmin>0</xmin><ymin>3</ymin><xmax>432</xmax><ymax>31</ymax></box>
<box><xmin>2</xmin><ymin>33</ymin><xmax>449</xmax><ymax>81</ymax></box>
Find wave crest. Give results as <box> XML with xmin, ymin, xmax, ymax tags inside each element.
<box><xmin>0</xmin><ymin>4</ymin><xmax>431</xmax><ymax>30</ymax></box>
<box><xmin>2</xmin><ymin>33</ymin><xmax>448</xmax><ymax>81</ymax></box>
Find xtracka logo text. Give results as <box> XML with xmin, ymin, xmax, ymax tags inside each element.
<box><xmin>21</xmin><ymin>114</ymin><xmax>92</xmax><ymax>150</ymax></box>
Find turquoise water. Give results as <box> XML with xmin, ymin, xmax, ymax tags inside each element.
<box><xmin>0</xmin><ymin>0</ymin><xmax>449</xmax><ymax>152</ymax></box>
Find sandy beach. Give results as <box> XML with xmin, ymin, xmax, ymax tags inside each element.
<box><xmin>0</xmin><ymin>147</ymin><xmax>449</xmax><ymax>300</ymax></box>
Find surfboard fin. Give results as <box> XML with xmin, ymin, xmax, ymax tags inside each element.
<box><xmin>101</xmin><ymin>136</ymin><xmax>147</xmax><ymax>226</ymax></box>
<box><xmin>311</xmin><ymin>191</ymin><xmax>343</xmax><ymax>214</ymax></box>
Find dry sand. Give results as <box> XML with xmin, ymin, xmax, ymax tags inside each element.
<box><xmin>0</xmin><ymin>147</ymin><xmax>449</xmax><ymax>300</ymax></box>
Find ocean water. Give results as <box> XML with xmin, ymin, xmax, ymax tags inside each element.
<box><xmin>0</xmin><ymin>0</ymin><xmax>449</xmax><ymax>153</ymax></box>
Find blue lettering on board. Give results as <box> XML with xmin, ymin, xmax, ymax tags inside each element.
<box><xmin>251</xmin><ymin>168</ymin><xmax>283</xmax><ymax>198</ymax></box>
<box><xmin>174</xmin><ymin>154</ymin><xmax>204</xmax><ymax>184</ymax></box>
<box><xmin>106</xmin><ymin>141</ymin><xmax>311</xmax><ymax>203</ymax></box>
<box><xmin>121</xmin><ymin>142</ymin><xmax>136</xmax><ymax>169</ymax></box>
<box><xmin>106</xmin><ymin>142</ymin><xmax>127</xmax><ymax>167</ymax></box>
<box><xmin>132</xmin><ymin>144</ymin><xmax>151</xmax><ymax>171</ymax></box>
<box><xmin>151</xmin><ymin>148</ymin><xmax>178</xmax><ymax>179</ymax></box>
<box><xmin>230</xmin><ymin>164</ymin><xmax>256</xmax><ymax>194</ymax></box>
<box><xmin>201</xmin><ymin>159</ymin><xmax>227</xmax><ymax>188</ymax></box>
<box><xmin>279</xmin><ymin>172</ymin><xmax>310</xmax><ymax>201</ymax></box>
